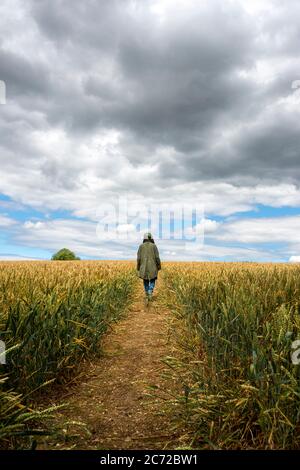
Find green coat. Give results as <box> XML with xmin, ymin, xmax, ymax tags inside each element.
<box><xmin>137</xmin><ymin>241</ymin><xmax>161</xmax><ymax>280</ymax></box>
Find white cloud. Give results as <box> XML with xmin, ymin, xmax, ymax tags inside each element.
<box><xmin>213</xmin><ymin>215</ymin><xmax>300</xmax><ymax>244</ymax></box>
<box><xmin>24</xmin><ymin>221</ymin><xmax>45</xmax><ymax>229</ymax></box>
<box><xmin>202</xmin><ymin>218</ymin><xmax>220</xmax><ymax>233</ymax></box>
<box><xmin>116</xmin><ymin>223</ymin><xmax>135</xmax><ymax>233</ymax></box>
<box><xmin>0</xmin><ymin>214</ymin><xmax>16</xmax><ymax>226</ymax></box>
<box><xmin>289</xmin><ymin>255</ymin><xmax>300</xmax><ymax>262</ymax></box>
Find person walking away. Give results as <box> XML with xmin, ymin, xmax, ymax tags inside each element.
<box><xmin>137</xmin><ymin>233</ymin><xmax>161</xmax><ymax>301</ymax></box>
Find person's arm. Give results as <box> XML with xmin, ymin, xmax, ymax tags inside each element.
<box><xmin>137</xmin><ymin>245</ymin><xmax>141</xmax><ymax>271</ymax></box>
<box><xmin>154</xmin><ymin>245</ymin><xmax>161</xmax><ymax>270</ymax></box>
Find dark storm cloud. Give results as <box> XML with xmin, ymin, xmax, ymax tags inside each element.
<box><xmin>0</xmin><ymin>47</ymin><xmax>52</xmax><ymax>98</ymax></box>
<box><xmin>30</xmin><ymin>0</ymin><xmax>124</xmax><ymax>55</ymax></box>
<box><xmin>1</xmin><ymin>0</ymin><xmax>300</xmax><ymax>190</ymax></box>
<box><xmin>31</xmin><ymin>1</ymin><xmax>256</xmax><ymax>147</ymax></box>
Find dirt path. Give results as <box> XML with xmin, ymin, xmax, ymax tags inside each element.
<box><xmin>40</xmin><ymin>280</ymin><xmax>183</xmax><ymax>450</ymax></box>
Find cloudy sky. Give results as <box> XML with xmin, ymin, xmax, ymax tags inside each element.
<box><xmin>1</xmin><ymin>0</ymin><xmax>300</xmax><ymax>261</ymax></box>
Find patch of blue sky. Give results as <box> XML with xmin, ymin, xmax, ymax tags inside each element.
<box><xmin>1</xmin><ymin>205</ymin><xmax>92</xmax><ymax>227</ymax></box>
<box><xmin>0</xmin><ymin>241</ymin><xmax>51</xmax><ymax>260</ymax></box>
<box><xmin>45</xmin><ymin>209</ymin><xmax>93</xmax><ymax>222</ymax></box>
<box><xmin>0</xmin><ymin>193</ymin><xmax>10</xmax><ymax>201</ymax></box>
<box><xmin>224</xmin><ymin>204</ymin><xmax>300</xmax><ymax>221</ymax></box>
<box><xmin>5</xmin><ymin>207</ymin><xmax>45</xmax><ymax>223</ymax></box>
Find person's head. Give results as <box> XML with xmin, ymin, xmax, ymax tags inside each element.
<box><xmin>143</xmin><ymin>232</ymin><xmax>154</xmax><ymax>243</ymax></box>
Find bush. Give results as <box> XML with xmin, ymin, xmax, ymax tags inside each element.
<box><xmin>51</xmin><ymin>248</ymin><xmax>80</xmax><ymax>261</ymax></box>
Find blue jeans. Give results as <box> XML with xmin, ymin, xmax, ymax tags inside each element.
<box><xmin>143</xmin><ymin>278</ymin><xmax>156</xmax><ymax>294</ymax></box>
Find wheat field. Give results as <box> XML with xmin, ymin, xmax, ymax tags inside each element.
<box><xmin>1</xmin><ymin>261</ymin><xmax>300</xmax><ymax>449</ymax></box>
<box><xmin>162</xmin><ymin>262</ymin><xmax>300</xmax><ymax>449</ymax></box>
<box><xmin>0</xmin><ymin>260</ymin><xmax>137</xmax><ymax>449</ymax></box>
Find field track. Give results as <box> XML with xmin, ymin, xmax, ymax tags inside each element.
<box><xmin>40</xmin><ymin>280</ymin><xmax>182</xmax><ymax>450</ymax></box>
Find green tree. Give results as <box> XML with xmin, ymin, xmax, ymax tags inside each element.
<box><xmin>51</xmin><ymin>248</ymin><xmax>80</xmax><ymax>260</ymax></box>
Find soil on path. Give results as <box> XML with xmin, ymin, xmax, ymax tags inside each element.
<box><xmin>40</xmin><ymin>280</ymin><xmax>184</xmax><ymax>450</ymax></box>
